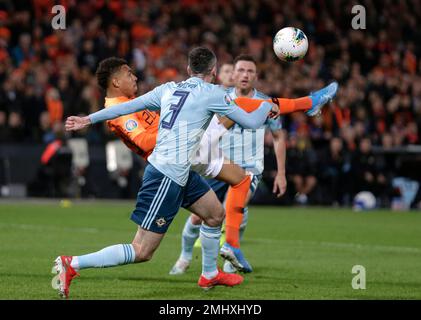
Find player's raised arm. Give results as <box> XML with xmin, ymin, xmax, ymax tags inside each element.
<box><xmin>65</xmin><ymin>84</ymin><xmax>166</xmax><ymax>131</ymax></box>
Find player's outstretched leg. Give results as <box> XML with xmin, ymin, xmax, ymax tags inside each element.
<box><xmin>306</xmin><ymin>81</ymin><xmax>339</xmax><ymax>116</ymax></box>
<box><xmin>51</xmin><ymin>227</ymin><xmax>163</xmax><ymax>298</ymax></box>
<box><xmin>51</xmin><ymin>243</ymin><xmax>137</xmax><ymax>298</ymax></box>
<box><xmin>51</xmin><ymin>243</ymin><xmax>136</xmax><ymax>299</ymax></box>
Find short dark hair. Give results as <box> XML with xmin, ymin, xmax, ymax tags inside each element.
<box><xmin>188</xmin><ymin>47</ymin><xmax>217</xmax><ymax>75</ymax></box>
<box><xmin>233</xmin><ymin>54</ymin><xmax>257</xmax><ymax>67</ymax></box>
<box><xmin>95</xmin><ymin>57</ymin><xmax>128</xmax><ymax>91</ymax></box>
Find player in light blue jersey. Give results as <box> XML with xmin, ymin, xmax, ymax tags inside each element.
<box><xmin>171</xmin><ymin>54</ymin><xmax>338</xmax><ymax>275</ymax></box>
<box><xmin>218</xmin><ymin>55</ymin><xmax>286</xmax><ymax>273</ymax></box>
<box><xmin>171</xmin><ymin>54</ymin><xmax>286</xmax><ymax>274</ymax></box>
<box><xmin>54</xmin><ymin>47</ymin><xmax>279</xmax><ymax>298</ymax></box>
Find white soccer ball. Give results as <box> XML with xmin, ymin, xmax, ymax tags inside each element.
<box><xmin>273</xmin><ymin>27</ymin><xmax>308</xmax><ymax>62</ymax></box>
<box><xmin>353</xmin><ymin>191</ymin><xmax>377</xmax><ymax>211</ymax></box>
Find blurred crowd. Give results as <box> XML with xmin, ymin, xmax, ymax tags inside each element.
<box><xmin>0</xmin><ymin>0</ymin><xmax>420</xmax><ymax>206</ymax></box>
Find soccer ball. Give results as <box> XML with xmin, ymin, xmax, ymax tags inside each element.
<box><xmin>353</xmin><ymin>191</ymin><xmax>376</xmax><ymax>211</ymax></box>
<box><xmin>273</xmin><ymin>27</ymin><xmax>308</xmax><ymax>62</ymax></box>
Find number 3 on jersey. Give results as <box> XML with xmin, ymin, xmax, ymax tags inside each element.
<box><xmin>161</xmin><ymin>90</ymin><xmax>190</xmax><ymax>129</ymax></box>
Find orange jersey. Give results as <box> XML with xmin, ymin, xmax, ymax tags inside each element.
<box><xmin>105</xmin><ymin>96</ymin><xmax>159</xmax><ymax>160</ymax></box>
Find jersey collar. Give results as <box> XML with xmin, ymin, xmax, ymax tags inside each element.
<box><xmin>188</xmin><ymin>76</ymin><xmax>205</xmax><ymax>84</ymax></box>
<box><xmin>104</xmin><ymin>96</ymin><xmax>131</xmax><ymax>107</ymax></box>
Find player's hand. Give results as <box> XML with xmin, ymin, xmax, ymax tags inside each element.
<box><xmin>65</xmin><ymin>116</ymin><xmax>91</xmax><ymax>131</ymax></box>
<box><xmin>273</xmin><ymin>173</ymin><xmax>287</xmax><ymax>198</ymax></box>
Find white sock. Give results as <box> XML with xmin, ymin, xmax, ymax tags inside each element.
<box><xmin>200</xmin><ymin>223</ymin><xmax>221</xmax><ymax>279</ymax></box>
<box><xmin>71</xmin><ymin>244</ymin><xmax>135</xmax><ymax>270</ymax></box>
<box><xmin>180</xmin><ymin>216</ymin><xmax>201</xmax><ymax>261</ymax></box>
<box><xmin>70</xmin><ymin>256</ymin><xmax>80</xmax><ymax>270</ymax></box>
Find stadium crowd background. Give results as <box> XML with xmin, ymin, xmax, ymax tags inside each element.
<box><xmin>0</xmin><ymin>0</ymin><xmax>420</xmax><ymax>208</ymax></box>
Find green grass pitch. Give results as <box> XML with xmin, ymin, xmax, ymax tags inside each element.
<box><xmin>0</xmin><ymin>201</ymin><xmax>420</xmax><ymax>300</ymax></box>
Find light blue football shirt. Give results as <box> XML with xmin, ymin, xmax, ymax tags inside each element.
<box><xmin>88</xmin><ymin>77</ymin><xmax>272</xmax><ymax>186</ymax></box>
<box><xmin>220</xmin><ymin>87</ymin><xmax>283</xmax><ymax>175</ymax></box>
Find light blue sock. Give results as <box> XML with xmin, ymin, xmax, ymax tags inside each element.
<box><xmin>200</xmin><ymin>223</ymin><xmax>221</xmax><ymax>279</ymax></box>
<box><xmin>74</xmin><ymin>244</ymin><xmax>135</xmax><ymax>270</ymax></box>
<box><xmin>180</xmin><ymin>216</ymin><xmax>201</xmax><ymax>261</ymax></box>
<box><xmin>239</xmin><ymin>207</ymin><xmax>249</xmax><ymax>242</ymax></box>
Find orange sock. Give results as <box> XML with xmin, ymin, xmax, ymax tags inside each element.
<box><xmin>234</xmin><ymin>96</ymin><xmax>312</xmax><ymax>114</ymax></box>
<box><xmin>275</xmin><ymin>97</ymin><xmax>312</xmax><ymax>114</ymax></box>
<box><xmin>225</xmin><ymin>175</ymin><xmax>251</xmax><ymax>248</ymax></box>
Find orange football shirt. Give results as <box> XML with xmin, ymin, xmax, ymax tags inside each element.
<box><xmin>105</xmin><ymin>96</ymin><xmax>159</xmax><ymax>160</ymax></box>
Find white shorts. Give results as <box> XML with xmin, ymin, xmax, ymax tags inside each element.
<box><xmin>191</xmin><ymin>116</ymin><xmax>227</xmax><ymax>178</ymax></box>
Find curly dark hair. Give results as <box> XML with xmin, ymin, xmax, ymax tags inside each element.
<box><xmin>95</xmin><ymin>57</ymin><xmax>128</xmax><ymax>91</ymax></box>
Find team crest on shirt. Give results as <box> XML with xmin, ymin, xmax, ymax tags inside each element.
<box><xmin>224</xmin><ymin>94</ymin><xmax>233</xmax><ymax>106</ymax></box>
<box><xmin>155</xmin><ymin>217</ymin><xmax>166</xmax><ymax>227</ymax></box>
<box><xmin>125</xmin><ymin>119</ymin><xmax>138</xmax><ymax>132</ymax></box>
